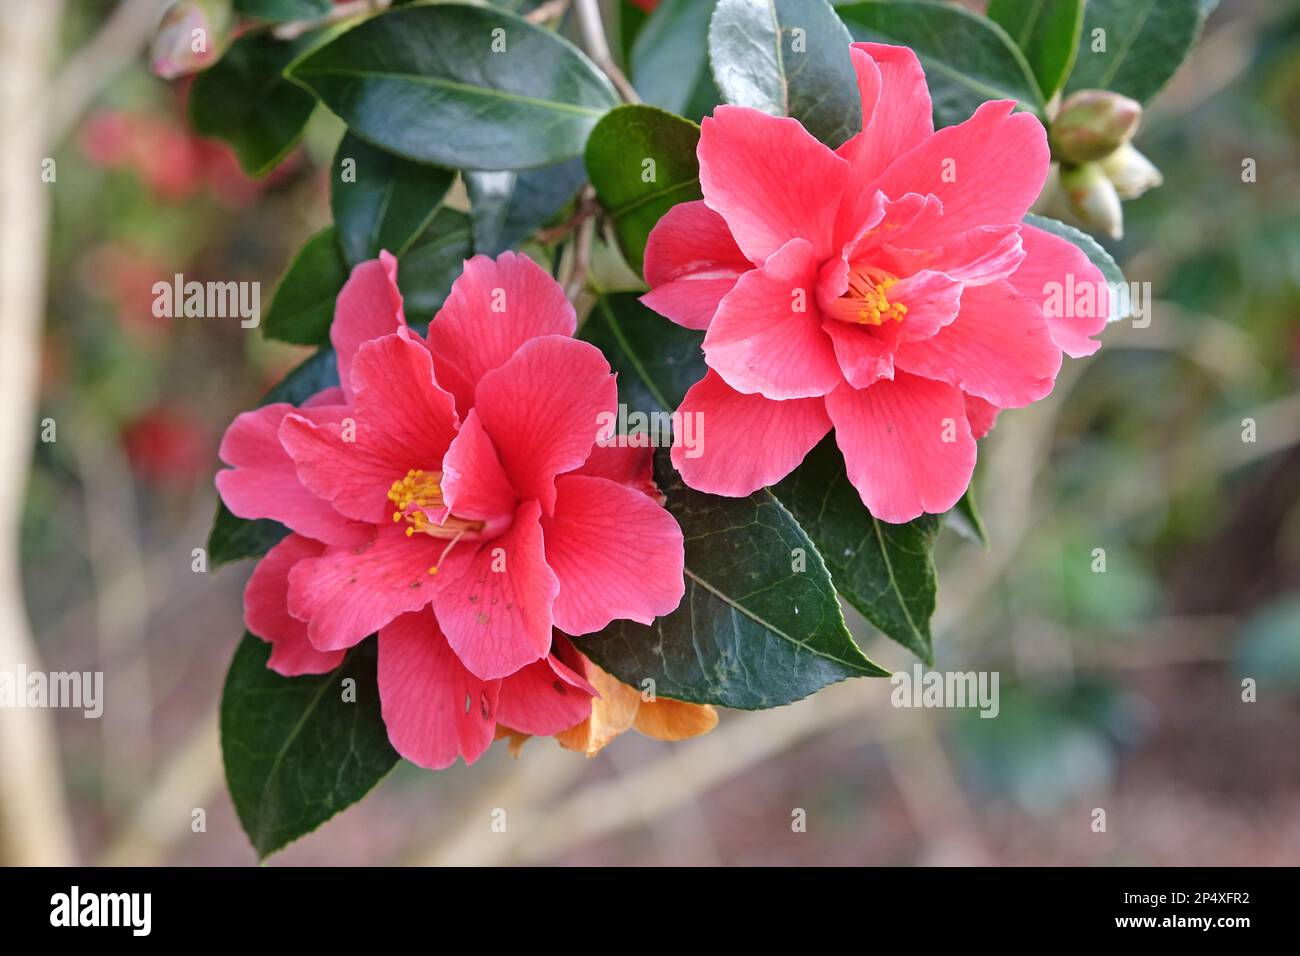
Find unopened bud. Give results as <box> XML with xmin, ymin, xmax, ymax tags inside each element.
<box><xmin>1100</xmin><ymin>142</ymin><xmax>1164</xmax><ymax>200</ymax></box>
<box><xmin>1050</xmin><ymin>90</ymin><xmax>1142</xmax><ymax>164</ymax></box>
<box><xmin>151</xmin><ymin>0</ymin><xmax>232</xmax><ymax>80</ymax></box>
<box><xmin>1061</xmin><ymin>162</ymin><xmax>1124</xmax><ymax>240</ymax></box>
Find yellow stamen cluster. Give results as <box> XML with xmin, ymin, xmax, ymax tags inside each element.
<box><xmin>843</xmin><ymin>265</ymin><xmax>908</xmax><ymax>326</ymax></box>
<box><xmin>387</xmin><ymin>468</ymin><xmax>484</xmax><ymax>575</ymax></box>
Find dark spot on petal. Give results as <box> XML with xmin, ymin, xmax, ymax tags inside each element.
<box><xmin>552</xmin><ymin>680</ymin><xmax>567</xmax><ymax>695</ymax></box>
<box><xmin>476</xmin><ymin>613</ymin><xmax>490</xmax><ymax>625</ymax></box>
<box><xmin>480</xmin><ymin>692</ymin><xmax>492</xmax><ymax>720</ymax></box>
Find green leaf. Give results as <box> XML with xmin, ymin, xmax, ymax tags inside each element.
<box><xmin>631</xmin><ymin>0</ymin><xmax>721</xmax><ymax>121</ymax></box>
<box><xmin>579</xmin><ymin>294</ymin><xmax>706</xmax><ymax>414</ymax></box>
<box><xmin>263</xmin><ymin>226</ymin><xmax>349</xmax><ymax>345</ymax></box>
<box><xmin>987</xmin><ymin>0</ymin><xmax>1083</xmax><ymax>101</ymax></box>
<box><xmin>1065</xmin><ymin>0</ymin><xmax>1205</xmax><ymax>105</ymax></box>
<box><xmin>398</xmin><ymin>207</ymin><xmax>474</xmax><ymax>315</ymax></box>
<box><xmin>837</xmin><ymin>0</ymin><xmax>1045</xmax><ymax>127</ymax></box>
<box><xmin>463</xmin><ymin>159</ymin><xmax>587</xmax><ymax>256</ymax></box>
<box><xmin>235</xmin><ymin>0</ymin><xmax>332</xmax><ymax>21</ymax></box>
<box><xmin>331</xmin><ymin>132</ymin><xmax>455</xmax><ymax>266</ymax></box>
<box><xmin>709</xmin><ymin>0</ymin><xmax>862</xmax><ymax>147</ymax></box>
<box><xmin>773</xmin><ymin>437</ymin><xmax>942</xmax><ymax>664</ymax></box>
<box><xmin>585</xmin><ymin>106</ymin><xmax>702</xmax><ymax>277</ymax></box>
<box><xmin>206</xmin><ymin>347</ymin><xmax>340</xmax><ymax>567</ymax></box>
<box><xmin>578</xmin><ymin>449</ymin><xmax>889</xmax><ymax>709</ymax></box>
<box><xmin>209</xmin><ymin>506</ymin><xmax>290</xmax><ymax>569</ymax></box>
<box><xmin>287</xmin><ymin>3</ymin><xmax>618</xmax><ymax>170</ymax></box>
<box><xmin>221</xmin><ymin>634</ymin><xmax>398</xmax><ymax>859</ymax></box>
<box><xmin>946</xmin><ymin>487</ymin><xmax>987</xmax><ymax>548</ymax></box>
<box><xmin>189</xmin><ymin>31</ymin><xmax>319</xmax><ymax>177</ymax></box>
<box><xmin>1023</xmin><ymin>213</ymin><xmax>1127</xmax><ymax>323</ymax></box>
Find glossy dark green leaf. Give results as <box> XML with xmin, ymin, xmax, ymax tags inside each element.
<box><xmin>287</xmin><ymin>3</ymin><xmax>618</xmax><ymax>170</ymax></box>
<box><xmin>398</xmin><ymin>207</ymin><xmax>474</xmax><ymax>315</ymax></box>
<box><xmin>207</xmin><ymin>347</ymin><xmax>339</xmax><ymax>567</ymax></box>
<box><xmin>1065</xmin><ymin>0</ymin><xmax>1205</xmax><ymax>105</ymax></box>
<box><xmin>235</xmin><ymin>0</ymin><xmax>332</xmax><ymax>21</ymax></box>
<box><xmin>578</xmin><ymin>450</ymin><xmax>889</xmax><ymax>709</ymax></box>
<box><xmin>579</xmin><ymin>294</ymin><xmax>706</xmax><ymax>414</ymax></box>
<box><xmin>631</xmin><ymin>0</ymin><xmax>721</xmax><ymax>121</ymax></box>
<box><xmin>774</xmin><ymin>436</ymin><xmax>942</xmax><ymax>664</ymax></box>
<box><xmin>209</xmin><ymin>506</ymin><xmax>290</xmax><ymax>569</ymax></box>
<box><xmin>987</xmin><ymin>0</ymin><xmax>1083</xmax><ymax>101</ymax></box>
<box><xmin>585</xmin><ymin>106</ymin><xmax>702</xmax><ymax>277</ymax></box>
<box><xmin>189</xmin><ymin>30</ymin><xmax>319</xmax><ymax>177</ymax></box>
<box><xmin>1023</xmin><ymin>213</ymin><xmax>1126</xmax><ymax>323</ymax></box>
<box><xmin>262</xmin><ymin>226</ymin><xmax>349</xmax><ymax>345</ymax></box>
<box><xmin>837</xmin><ymin>0</ymin><xmax>1045</xmax><ymax>127</ymax></box>
<box><xmin>221</xmin><ymin>634</ymin><xmax>398</xmax><ymax>859</ymax></box>
<box><xmin>463</xmin><ymin>159</ymin><xmax>586</xmax><ymax>256</ymax></box>
<box><xmin>331</xmin><ymin>132</ymin><xmax>455</xmax><ymax>266</ymax></box>
<box><xmin>709</xmin><ymin>0</ymin><xmax>862</xmax><ymax>147</ymax></box>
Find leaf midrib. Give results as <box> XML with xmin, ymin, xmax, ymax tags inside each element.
<box><xmin>293</xmin><ymin>67</ymin><xmax>610</xmax><ymax>117</ymax></box>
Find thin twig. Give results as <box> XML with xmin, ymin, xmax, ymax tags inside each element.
<box><xmin>573</xmin><ymin>0</ymin><xmax>639</xmax><ymax>103</ymax></box>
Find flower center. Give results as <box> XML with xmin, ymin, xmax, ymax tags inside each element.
<box><xmin>827</xmin><ymin>263</ymin><xmax>908</xmax><ymax>326</ymax></box>
<box><xmin>387</xmin><ymin>468</ymin><xmax>484</xmax><ymax>575</ymax></box>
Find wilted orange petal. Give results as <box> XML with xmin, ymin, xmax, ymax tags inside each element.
<box><xmin>555</xmin><ymin>661</ymin><xmax>641</xmax><ymax>757</ymax></box>
<box><xmin>633</xmin><ymin>698</ymin><xmax>719</xmax><ymax>741</ymax></box>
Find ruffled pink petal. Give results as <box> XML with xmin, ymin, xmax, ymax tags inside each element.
<box><xmin>287</xmin><ymin>521</ymin><xmax>445</xmax><ymax>652</ymax></box>
<box><xmin>670</xmin><ymin>370</ymin><xmax>832</xmax><ymax>496</ymax></box>
<box><xmin>702</xmin><ymin>238</ymin><xmax>841</xmax><ymax>399</ymax></box>
<box><xmin>494</xmin><ymin>649</ymin><xmax>595</xmax><ymax>736</ymax></box>
<box><xmin>244</xmin><ymin>533</ymin><xmax>345</xmax><ymax>677</ymax></box>
<box><xmin>216</xmin><ymin>401</ymin><xmax>370</xmax><ymax>548</ymax></box>
<box><xmin>540</xmin><ymin>474</ymin><xmax>684</xmax><ymax>636</ymax></box>
<box><xmin>567</xmin><ymin>443</ymin><xmax>658</xmax><ymax>500</ymax></box>
<box><xmin>641</xmin><ymin>200</ymin><xmax>751</xmax><ymax>330</ymax></box>
<box><xmin>893</xmin><ymin>280</ymin><xmax>1062</xmax><ymax>408</ymax></box>
<box><xmin>887</xmin><ymin>224</ymin><xmax>1026</xmax><ymax>287</ymax></box>
<box><xmin>377</xmin><ymin>608</ymin><xmax>500</xmax><ymax>770</ymax></box>
<box><xmin>431</xmin><ymin>500</ymin><xmax>558</xmax><ymax>681</ymax></box>
<box><xmin>965</xmin><ymin>393</ymin><xmax>1000</xmax><ymax>439</ymax></box>
<box><xmin>439</xmin><ymin>408</ymin><xmax>518</xmax><ymax>525</ymax></box>
<box><xmin>826</xmin><ymin>372</ymin><xmax>976</xmax><ymax>523</ymax></box>
<box><xmin>822</xmin><ymin>320</ymin><xmax>895</xmax><ymax>388</ymax></box>
<box><xmin>1008</xmin><ymin>224</ymin><xmax>1108</xmax><ymax>358</ymax></box>
<box><xmin>872</xmin><ymin>101</ymin><xmax>1049</xmax><ymax>242</ymax></box>
<box><xmin>698</xmin><ymin>105</ymin><xmax>850</xmax><ymax>263</ymax></box>
<box><xmin>280</xmin><ymin>331</ymin><xmax>459</xmax><ymax>524</ymax></box>
<box><xmin>331</xmin><ymin>252</ymin><xmax>407</xmax><ymax>404</ymax></box>
<box><xmin>426</xmin><ymin>252</ymin><xmax>576</xmax><ymax>416</ymax></box>
<box><xmin>473</xmin><ymin>336</ymin><xmax>617</xmax><ymax>515</ymax></box>
<box><xmin>835</xmin><ymin>44</ymin><xmax>933</xmax><ymax>243</ymax></box>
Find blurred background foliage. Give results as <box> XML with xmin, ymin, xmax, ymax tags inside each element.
<box><xmin>18</xmin><ymin>0</ymin><xmax>1300</xmax><ymax>864</ymax></box>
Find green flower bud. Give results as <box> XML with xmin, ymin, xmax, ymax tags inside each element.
<box><xmin>1061</xmin><ymin>162</ymin><xmax>1124</xmax><ymax>240</ymax></box>
<box><xmin>1050</xmin><ymin>89</ymin><xmax>1142</xmax><ymax>164</ymax></box>
<box><xmin>1100</xmin><ymin>142</ymin><xmax>1164</xmax><ymax>200</ymax></box>
<box><xmin>151</xmin><ymin>0</ymin><xmax>233</xmax><ymax>80</ymax></box>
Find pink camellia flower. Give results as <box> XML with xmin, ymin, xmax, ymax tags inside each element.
<box><xmin>642</xmin><ymin>42</ymin><xmax>1108</xmax><ymax>523</ymax></box>
<box><xmin>216</xmin><ymin>251</ymin><xmax>685</xmax><ymax>768</ymax></box>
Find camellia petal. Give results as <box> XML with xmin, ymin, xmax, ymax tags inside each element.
<box><xmin>826</xmin><ymin>372</ymin><xmax>976</xmax><ymax>523</ymax></box>
<box><xmin>427</xmin><ymin>252</ymin><xmax>577</xmax><ymax>416</ymax></box>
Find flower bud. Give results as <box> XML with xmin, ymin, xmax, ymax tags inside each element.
<box><xmin>1100</xmin><ymin>142</ymin><xmax>1164</xmax><ymax>200</ymax></box>
<box><xmin>1061</xmin><ymin>162</ymin><xmax>1124</xmax><ymax>240</ymax></box>
<box><xmin>1050</xmin><ymin>89</ymin><xmax>1142</xmax><ymax>164</ymax></box>
<box><xmin>151</xmin><ymin>0</ymin><xmax>233</xmax><ymax>80</ymax></box>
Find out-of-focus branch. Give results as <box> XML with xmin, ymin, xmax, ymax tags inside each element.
<box><xmin>47</xmin><ymin>0</ymin><xmax>164</xmax><ymax>146</ymax></box>
<box><xmin>0</xmin><ymin>0</ymin><xmax>77</xmax><ymax>866</ymax></box>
